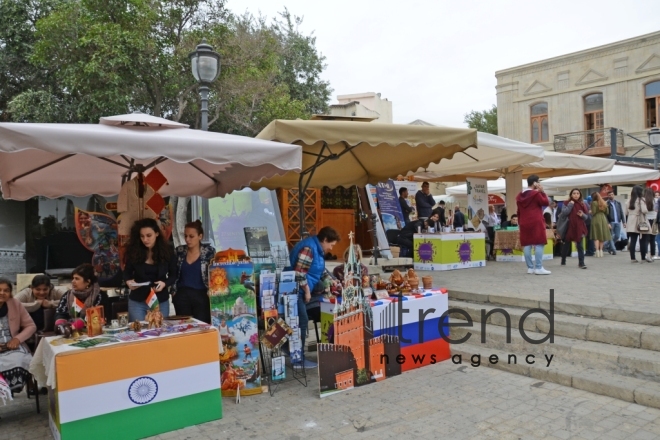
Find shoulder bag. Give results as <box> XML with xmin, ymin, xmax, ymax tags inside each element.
<box><xmin>638</xmin><ymin>202</ymin><xmax>651</xmax><ymax>233</ymax></box>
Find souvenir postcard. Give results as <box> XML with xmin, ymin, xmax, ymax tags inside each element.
<box><xmin>280</xmin><ymin>271</ymin><xmax>296</xmax><ymax>283</ymax></box>
<box><xmin>272</xmin><ymin>355</ymin><xmax>286</xmax><ymax>381</ymax></box>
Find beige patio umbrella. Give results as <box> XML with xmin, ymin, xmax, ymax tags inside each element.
<box><xmin>252</xmin><ymin>119</ymin><xmax>476</xmax><ymax>241</ymax></box>
<box><xmin>252</xmin><ymin>119</ymin><xmax>477</xmax><ymax>190</ymax></box>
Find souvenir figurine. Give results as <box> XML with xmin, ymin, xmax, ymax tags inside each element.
<box><xmin>56</xmin><ymin>323</ymin><xmax>73</xmax><ymax>338</ymax></box>
<box><xmin>362</xmin><ymin>275</ymin><xmax>370</xmax><ymax>288</ymax></box>
<box><xmin>389</xmin><ymin>269</ymin><xmax>404</xmax><ymax>287</ymax></box>
<box><xmin>146</xmin><ymin>308</ymin><xmax>164</xmax><ymax>329</ymax></box>
<box><xmin>130</xmin><ymin>320</ymin><xmax>143</xmax><ymax>332</ymax></box>
<box><xmin>405</xmin><ymin>268</ymin><xmax>420</xmax><ymax>290</ymax></box>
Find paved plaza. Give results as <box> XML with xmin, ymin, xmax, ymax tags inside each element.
<box><xmin>2</xmin><ymin>252</ymin><xmax>660</xmax><ymax>439</ymax></box>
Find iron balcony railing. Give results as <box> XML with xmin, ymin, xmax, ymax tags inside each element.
<box><xmin>553</xmin><ymin>127</ymin><xmax>624</xmax><ymax>155</ymax></box>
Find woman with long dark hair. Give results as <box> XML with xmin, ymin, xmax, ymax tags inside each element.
<box><xmin>123</xmin><ymin>218</ymin><xmax>176</xmax><ymax>320</ymax></box>
<box><xmin>172</xmin><ymin>220</ymin><xmax>215</xmax><ymax>323</ymax></box>
<box><xmin>558</xmin><ymin>189</ymin><xmax>589</xmax><ymax>269</ymax></box>
<box><xmin>626</xmin><ymin>185</ymin><xmax>649</xmax><ymax>263</ymax></box>
<box><xmin>643</xmin><ymin>187</ymin><xmax>657</xmax><ymax>260</ymax></box>
<box><xmin>589</xmin><ymin>192</ymin><xmax>611</xmax><ymax>257</ymax></box>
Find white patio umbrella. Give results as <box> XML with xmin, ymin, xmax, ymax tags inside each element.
<box><xmin>542</xmin><ymin>165</ymin><xmax>660</xmax><ymax>191</ymax></box>
<box><xmin>410</xmin><ymin>132</ymin><xmax>546</xmax><ymax>181</ymax></box>
<box><xmin>0</xmin><ymin>113</ymin><xmax>302</xmax><ymax>200</ymax></box>
<box><xmin>445</xmin><ymin>178</ymin><xmax>565</xmax><ymax>197</ymax></box>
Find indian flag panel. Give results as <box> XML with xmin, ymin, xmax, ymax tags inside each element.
<box><xmin>50</xmin><ymin>330</ymin><xmax>222</xmax><ymax>440</ymax></box>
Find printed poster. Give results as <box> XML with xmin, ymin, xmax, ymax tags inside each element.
<box><xmin>375</xmin><ymin>180</ymin><xmax>404</xmax><ymax>230</ymax></box>
<box><xmin>393</xmin><ymin>181</ymin><xmax>419</xmax><ymax>221</ymax></box>
<box><xmin>466</xmin><ymin>178</ymin><xmax>488</xmax><ymax>231</ymax></box>
<box><xmin>209</xmin><ymin>261</ymin><xmax>261</xmax><ymax>396</ymax></box>
<box><xmin>75</xmin><ymin>208</ymin><xmax>120</xmax><ymax>283</ymax></box>
<box><xmin>365</xmin><ymin>185</ymin><xmax>394</xmax><ymax>260</ymax></box>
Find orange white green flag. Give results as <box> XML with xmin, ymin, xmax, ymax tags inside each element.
<box><xmin>71</xmin><ymin>297</ymin><xmax>85</xmax><ymax>318</ymax></box>
<box><xmin>146</xmin><ymin>289</ymin><xmax>159</xmax><ymax>310</ymax></box>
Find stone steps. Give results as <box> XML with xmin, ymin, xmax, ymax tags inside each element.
<box><xmin>451</xmin><ymin>317</ymin><xmax>660</xmax><ymax>383</ymax></box>
<box><xmin>450</xmin><ymin>289</ymin><xmax>660</xmax><ymax>326</ymax></box>
<box><xmin>449</xmin><ymin>300</ymin><xmax>660</xmax><ymax>352</ymax></box>
<box><xmin>447</xmin><ymin>285</ymin><xmax>660</xmax><ymax>409</ymax></box>
<box><xmin>451</xmin><ymin>343</ymin><xmax>660</xmax><ymax>409</ymax></box>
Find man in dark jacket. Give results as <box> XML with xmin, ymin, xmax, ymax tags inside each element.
<box><xmin>398</xmin><ymin>212</ymin><xmax>440</xmax><ymax>251</ymax></box>
<box><xmin>415</xmin><ymin>182</ymin><xmax>436</xmax><ymax>218</ymax></box>
<box><xmin>452</xmin><ymin>206</ymin><xmax>466</xmax><ymax>229</ymax></box>
<box><xmin>604</xmin><ymin>191</ymin><xmax>626</xmax><ymax>255</ymax></box>
<box><xmin>398</xmin><ymin>187</ymin><xmax>413</xmax><ymax>225</ymax></box>
<box><xmin>435</xmin><ymin>201</ymin><xmax>447</xmax><ymax>227</ymax></box>
<box><xmin>516</xmin><ymin>174</ymin><xmax>550</xmax><ymax>275</ymax></box>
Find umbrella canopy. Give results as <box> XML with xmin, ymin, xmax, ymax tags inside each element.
<box><xmin>0</xmin><ymin>114</ymin><xmax>302</xmax><ymax>200</ymax></box>
<box><xmin>410</xmin><ymin>132</ymin><xmax>545</xmax><ymax>181</ymax></box>
<box><xmin>542</xmin><ymin>165</ymin><xmax>660</xmax><ymax>191</ymax></box>
<box><xmin>251</xmin><ymin>119</ymin><xmax>477</xmax><ymax>189</ymax></box>
<box><xmin>445</xmin><ymin>178</ymin><xmax>565</xmax><ymax>197</ymax></box>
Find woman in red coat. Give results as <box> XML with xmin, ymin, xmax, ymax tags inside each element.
<box><xmin>558</xmin><ymin>189</ymin><xmax>589</xmax><ymax>269</ymax></box>
<box><xmin>515</xmin><ymin>175</ymin><xmax>551</xmax><ymax>275</ymax></box>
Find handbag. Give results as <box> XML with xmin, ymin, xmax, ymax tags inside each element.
<box><xmin>653</xmin><ymin>221</ymin><xmax>659</xmax><ymax>235</ymax></box>
<box><xmin>637</xmin><ymin>202</ymin><xmax>651</xmax><ymax>233</ymax></box>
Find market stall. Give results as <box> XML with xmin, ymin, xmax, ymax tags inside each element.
<box><xmin>493</xmin><ymin>229</ymin><xmax>555</xmax><ymax>262</ymax></box>
<box><xmin>413</xmin><ymin>232</ymin><xmax>486</xmax><ymax>270</ymax></box>
<box><xmin>30</xmin><ymin>321</ymin><xmax>221</xmax><ymax>440</ymax></box>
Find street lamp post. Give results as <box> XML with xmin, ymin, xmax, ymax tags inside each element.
<box><xmin>189</xmin><ymin>40</ymin><xmax>221</xmax><ymax>243</ymax></box>
<box><xmin>649</xmin><ymin>128</ymin><xmax>660</xmax><ymax>170</ymax></box>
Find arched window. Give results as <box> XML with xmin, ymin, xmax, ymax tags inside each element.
<box><xmin>645</xmin><ymin>81</ymin><xmax>660</xmax><ymax>128</ymax></box>
<box><xmin>584</xmin><ymin>93</ymin><xmax>604</xmax><ymax>131</ymax></box>
<box><xmin>530</xmin><ymin>103</ymin><xmax>548</xmax><ymax>143</ymax></box>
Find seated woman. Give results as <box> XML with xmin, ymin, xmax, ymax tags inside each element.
<box><xmin>15</xmin><ymin>275</ymin><xmax>65</xmax><ymax>331</ymax></box>
<box><xmin>0</xmin><ymin>277</ymin><xmax>37</xmax><ymax>394</ymax></box>
<box><xmin>332</xmin><ymin>245</ymin><xmax>369</xmax><ymax>282</ymax></box>
<box><xmin>54</xmin><ymin>264</ymin><xmax>102</xmax><ymax>324</ymax></box>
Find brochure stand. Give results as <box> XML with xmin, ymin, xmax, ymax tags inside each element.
<box><xmin>259</xmin><ymin>341</ymin><xmax>307</xmax><ymax>397</ymax></box>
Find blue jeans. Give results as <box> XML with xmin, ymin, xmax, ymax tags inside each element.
<box><xmin>128</xmin><ymin>298</ymin><xmax>170</xmax><ymax>321</ymax></box>
<box><xmin>604</xmin><ymin>222</ymin><xmax>622</xmax><ymax>252</ymax></box>
<box><xmin>523</xmin><ymin>244</ymin><xmax>545</xmax><ymax>270</ymax></box>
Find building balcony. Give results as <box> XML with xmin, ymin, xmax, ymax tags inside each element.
<box><xmin>553</xmin><ymin>128</ymin><xmax>625</xmax><ymax>157</ymax></box>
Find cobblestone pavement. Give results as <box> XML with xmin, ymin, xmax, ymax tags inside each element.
<box><xmin>3</xmin><ymin>353</ymin><xmax>660</xmax><ymax>439</ymax></box>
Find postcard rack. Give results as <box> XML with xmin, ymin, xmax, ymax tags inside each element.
<box><xmin>259</xmin><ymin>338</ymin><xmax>307</xmax><ymax>397</ymax></box>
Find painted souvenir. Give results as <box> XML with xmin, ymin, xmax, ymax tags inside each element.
<box><xmin>405</xmin><ymin>268</ymin><xmax>420</xmax><ymax>290</ymax></box>
<box><xmin>130</xmin><ymin>320</ymin><xmax>143</xmax><ymax>332</ymax></box>
<box><xmin>146</xmin><ymin>308</ymin><xmax>164</xmax><ymax>329</ymax></box>
<box><xmin>389</xmin><ymin>270</ymin><xmax>404</xmax><ymax>287</ymax></box>
<box><xmin>362</xmin><ymin>275</ymin><xmax>370</xmax><ymax>288</ymax></box>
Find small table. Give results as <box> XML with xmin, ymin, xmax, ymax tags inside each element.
<box><xmin>30</xmin><ymin>324</ymin><xmax>222</xmax><ymax>440</ymax></box>
<box><xmin>413</xmin><ymin>232</ymin><xmax>486</xmax><ymax>271</ymax></box>
<box><xmin>493</xmin><ymin>229</ymin><xmax>555</xmax><ymax>262</ymax></box>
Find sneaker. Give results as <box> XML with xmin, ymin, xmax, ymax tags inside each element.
<box><xmin>527</xmin><ymin>268</ymin><xmax>535</xmax><ymax>274</ymax></box>
<box><xmin>653</xmin><ymin>256</ymin><xmax>660</xmax><ymax>260</ymax></box>
<box><xmin>535</xmin><ymin>268</ymin><xmax>551</xmax><ymax>275</ymax></box>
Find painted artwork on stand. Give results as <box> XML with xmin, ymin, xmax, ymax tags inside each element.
<box><xmin>209</xmin><ymin>260</ymin><xmax>261</xmax><ymax>396</ymax></box>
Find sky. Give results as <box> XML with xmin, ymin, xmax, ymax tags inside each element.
<box><xmin>229</xmin><ymin>0</ymin><xmax>659</xmax><ymax>127</ymax></box>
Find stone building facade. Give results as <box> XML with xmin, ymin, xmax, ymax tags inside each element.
<box><xmin>496</xmin><ymin>31</ymin><xmax>660</xmax><ymax>161</ymax></box>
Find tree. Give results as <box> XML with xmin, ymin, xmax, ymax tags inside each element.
<box><xmin>356</xmin><ymin>368</ymin><xmax>369</xmax><ymax>385</ymax></box>
<box><xmin>464</xmin><ymin>105</ymin><xmax>497</xmax><ymax>135</ymax></box>
<box><xmin>3</xmin><ymin>1</ymin><xmax>331</xmax><ymax>137</ymax></box>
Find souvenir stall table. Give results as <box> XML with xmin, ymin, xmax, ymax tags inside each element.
<box><xmin>413</xmin><ymin>232</ymin><xmax>486</xmax><ymax>271</ymax></box>
<box><xmin>318</xmin><ymin>289</ymin><xmax>450</xmax><ymax>374</ymax></box>
<box><xmin>30</xmin><ymin>321</ymin><xmax>221</xmax><ymax>440</ymax></box>
<box><xmin>493</xmin><ymin>229</ymin><xmax>555</xmax><ymax>262</ymax></box>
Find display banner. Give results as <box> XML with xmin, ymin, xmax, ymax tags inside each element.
<box><xmin>466</xmin><ymin>178</ymin><xmax>488</xmax><ymax>230</ymax></box>
<box><xmin>413</xmin><ymin>233</ymin><xmax>486</xmax><ymax>271</ymax></box>
<box><xmin>375</xmin><ymin>180</ymin><xmax>404</xmax><ymax>230</ymax></box>
<box><xmin>393</xmin><ymin>181</ymin><xmax>419</xmax><ymax>221</ymax></box>
<box><xmin>365</xmin><ymin>185</ymin><xmax>393</xmax><ymax>259</ymax></box>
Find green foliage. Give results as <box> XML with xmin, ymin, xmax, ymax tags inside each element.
<box><xmin>356</xmin><ymin>368</ymin><xmax>369</xmax><ymax>385</ymax></box>
<box><xmin>464</xmin><ymin>105</ymin><xmax>498</xmax><ymax>135</ymax></box>
<box><xmin>0</xmin><ymin>0</ymin><xmax>331</xmax><ymax>135</ymax></box>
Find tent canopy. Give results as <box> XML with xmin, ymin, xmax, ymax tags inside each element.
<box><xmin>0</xmin><ymin>114</ymin><xmax>302</xmax><ymax>200</ymax></box>
<box><xmin>445</xmin><ymin>178</ymin><xmax>565</xmax><ymax>197</ymax></box>
<box><xmin>251</xmin><ymin>119</ymin><xmax>477</xmax><ymax>190</ymax></box>
<box><xmin>542</xmin><ymin>165</ymin><xmax>660</xmax><ymax>191</ymax></box>
<box><xmin>410</xmin><ymin>132</ymin><xmax>545</xmax><ymax>181</ymax></box>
